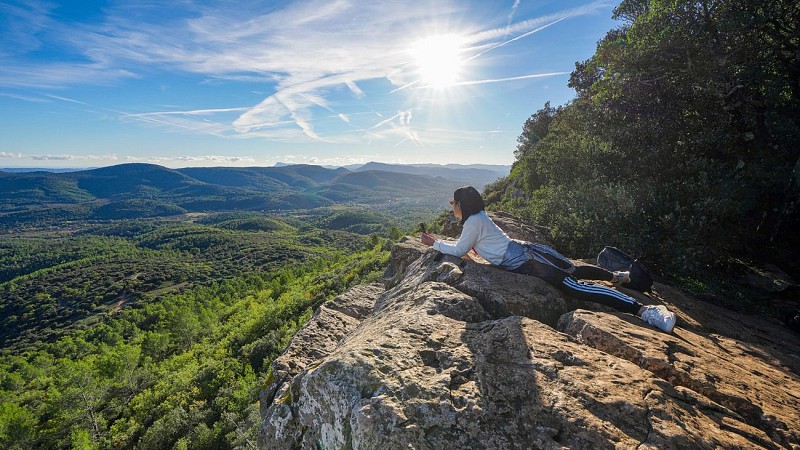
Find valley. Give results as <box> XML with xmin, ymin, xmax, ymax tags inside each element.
<box><xmin>0</xmin><ymin>162</ymin><xmax>505</xmax><ymax>448</ymax></box>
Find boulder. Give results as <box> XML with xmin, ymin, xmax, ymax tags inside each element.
<box><xmin>259</xmin><ymin>283</ymin><xmax>384</xmax><ymax>418</ymax></box>
<box><xmin>259</xmin><ymin>216</ymin><xmax>800</xmax><ymax>449</ymax></box>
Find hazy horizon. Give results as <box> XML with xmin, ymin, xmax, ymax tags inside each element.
<box><xmin>0</xmin><ymin>160</ymin><xmax>513</xmax><ymax>173</ymax></box>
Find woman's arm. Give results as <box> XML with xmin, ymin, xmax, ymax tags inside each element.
<box><xmin>432</xmin><ymin>218</ymin><xmax>479</xmax><ymax>257</ymax></box>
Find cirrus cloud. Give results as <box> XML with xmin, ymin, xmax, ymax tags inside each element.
<box><xmin>30</xmin><ymin>153</ymin><xmax>118</xmax><ymax>161</ymax></box>
<box><xmin>1</xmin><ymin>0</ymin><xmax>612</xmax><ymax>148</ymax></box>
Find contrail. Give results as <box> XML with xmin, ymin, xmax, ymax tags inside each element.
<box><xmin>125</xmin><ymin>107</ymin><xmax>250</xmax><ymax>117</ymax></box>
<box><xmin>466</xmin><ymin>17</ymin><xmax>567</xmax><ymax>62</ymax></box>
<box><xmin>504</xmin><ymin>0</ymin><xmax>522</xmax><ymax>38</ymax></box>
<box><xmin>450</xmin><ymin>72</ymin><xmax>569</xmax><ymax>87</ymax></box>
<box><xmin>388</xmin><ymin>79</ymin><xmax>422</xmax><ymax>94</ymax></box>
<box><xmin>370</xmin><ymin>112</ymin><xmax>404</xmax><ymax>129</ymax></box>
<box><xmin>126</xmin><ymin>113</ymin><xmax>229</xmax><ymax>138</ymax></box>
<box><xmin>43</xmin><ymin>94</ymin><xmax>90</xmax><ymax>105</ymax></box>
<box><xmin>388</xmin><ymin>10</ymin><xmax>568</xmax><ymax>95</ymax></box>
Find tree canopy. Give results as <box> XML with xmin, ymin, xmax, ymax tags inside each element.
<box><xmin>487</xmin><ymin>0</ymin><xmax>799</xmax><ymax>278</ymax></box>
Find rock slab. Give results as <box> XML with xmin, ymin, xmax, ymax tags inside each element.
<box><xmin>259</xmin><ymin>220</ymin><xmax>800</xmax><ymax>449</ymax></box>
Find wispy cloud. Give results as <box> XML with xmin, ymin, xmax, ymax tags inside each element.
<box><xmin>122</xmin><ymin>111</ymin><xmax>233</xmax><ymax>138</ymax></box>
<box><xmin>0</xmin><ymin>92</ymin><xmax>50</xmax><ymax>103</ymax></box>
<box><xmin>1</xmin><ymin>0</ymin><xmax>611</xmax><ymax>146</ymax></box>
<box><xmin>470</xmin><ymin>1</ymin><xmax>611</xmax><ymax>44</ymax></box>
<box><xmin>0</xmin><ymin>151</ymin><xmax>23</xmax><ymax>158</ymax></box>
<box><xmin>172</xmin><ymin>155</ymin><xmax>255</xmax><ymax>163</ymax></box>
<box><xmin>0</xmin><ymin>63</ymin><xmax>136</xmax><ymax>89</ymax></box>
<box><xmin>125</xmin><ymin>107</ymin><xmax>251</xmax><ymax>117</ymax></box>
<box><xmin>30</xmin><ymin>153</ymin><xmax>119</xmax><ymax>161</ymax></box>
<box><xmin>505</xmin><ymin>0</ymin><xmax>522</xmax><ymax>37</ymax></box>
<box><xmin>466</xmin><ymin>17</ymin><xmax>568</xmax><ymax>63</ymax></box>
<box><xmin>274</xmin><ymin>153</ymin><xmax>380</xmax><ymax>166</ymax></box>
<box><xmin>125</xmin><ymin>154</ymin><xmax>256</xmax><ymax>163</ymax></box>
<box><xmin>0</xmin><ymin>1</ymin><xmax>53</xmax><ymax>57</ymax></box>
<box><xmin>42</xmin><ymin>94</ymin><xmax>91</xmax><ymax>105</ymax></box>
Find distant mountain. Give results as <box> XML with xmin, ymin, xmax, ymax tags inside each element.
<box><xmin>0</xmin><ymin>171</ymin><xmax>96</xmax><ymax>206</ymax></box>
<box><xmin>0</xmin><ymin>163</ymin><xmax>467</xmax><ymax>229</ymax></box>
<box><xmin>176</xmin><ymin>167</ymin><xmax>291</xmax><ymax>192</ymax></box>
<box><xmin>333</xmin><ymin>170</ymin><xmax>450</xmax><ymax>189</ymax></box>
<box><xmin>71</xmin><ymin>163</ymin><xmax>201</xmax><ymax>198</ymax></box>
<box><xmin>350</xmin><ymin>162</ymin><xmax>509</xmax><ymax>189</ymax></box>
<box><xmin>180</xmin><ymin>165</ymin><xmax>349</xmax><ymax>190</ymax></box>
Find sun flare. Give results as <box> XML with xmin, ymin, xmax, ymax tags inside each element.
<box><xmin>409</xmin><ymin>34</ymin><xmax>466</xmax><ymax>89</ymax></box>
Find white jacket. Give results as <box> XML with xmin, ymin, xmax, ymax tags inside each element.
<box><xmin>433</xmin><ymin>211</ymin><xmax>575</xmax><ymax>273</ymax></box>
<box><xmin>433</xmin><ymin>211</ymin><xmax>511</xmax><ymax>265</ymax></box>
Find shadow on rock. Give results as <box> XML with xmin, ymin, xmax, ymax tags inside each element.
<box><xmin>259</xmin><ymin>213</ymin><xmax>800</xmax><ymax>449</ymax></box>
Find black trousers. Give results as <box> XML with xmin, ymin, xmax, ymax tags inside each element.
<box><xmin>514</xmin><ymin>260</ymin><xmax>642</xmax><ymax>315</ymax></box>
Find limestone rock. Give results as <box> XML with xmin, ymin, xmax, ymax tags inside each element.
<box><xmin>259</xmin><ymin>216</ymin><xmax>800</xmax><ymax>450</ymax></box>
<box><xmin>259</xmin><ymin>283</ymin><xmax>383</xmax><ymax>417</ymax></box>
<box><xmin>558</xmin><ymin>307</ymin><xmax>799</xmax><ymax>448</ymax></box>
<box><xmin>383</xmin><ymin>236</ymin><xmax>428</xmax><ymax>289</ymax></box>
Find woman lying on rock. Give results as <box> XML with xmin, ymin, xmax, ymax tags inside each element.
<box><xmin>420</xmin><ymin>186</ymin><xmax>677</xmax><ymax>333</ymax></box>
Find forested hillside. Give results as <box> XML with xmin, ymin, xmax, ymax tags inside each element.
<box><xmin>0</xmin><ymin>214</ymin><xmax>373</xmax><ymax>350</ymax></box>
<box><xmin>0</xmin><ymin>163</ymin><xmax>481</xmax><ymax>232</ymax></box>
<box><xmin>0</xmin><ymin>208</ymin><xmax>396</xmax><ymax>449</ymax></box>
<box><xmin>485</xmin><ymin>0</ymin><xmax>799</xmax><ymax>303</ymax></box>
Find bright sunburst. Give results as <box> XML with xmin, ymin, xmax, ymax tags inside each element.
<box><xmin>409</xmin><ymin>34</ymin><xmax>466</xmax><ymax>89</ymax></box>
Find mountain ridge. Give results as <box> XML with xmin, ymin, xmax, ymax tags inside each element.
<box><xmin>351</xmin><ymin>161</ymin><xmax>508</xmax><ymax>188</ymax></box>
<box><xmin>1</xmin><ymin>163</ymin><xmax>503</xmax><ymax>230</ymax></box>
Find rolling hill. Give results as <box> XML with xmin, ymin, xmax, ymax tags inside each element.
<box><xmin>0</xmin><ymin>162</ymin><xmax>497</xmax><ymax>230</ymax></box>
<box><xmin>351</xmin><ymin>161</ymin><xmax>509</xmax><ymax>189</ymax></box>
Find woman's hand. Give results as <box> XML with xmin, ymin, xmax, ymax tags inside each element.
<box><xmin>420</xmin><ymin>232</ymin><xmax>436</xmax><ymax>246</ymax></box>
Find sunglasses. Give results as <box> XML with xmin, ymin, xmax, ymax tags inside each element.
<box><xmin>449</xmin><ymin>200</ymin><xmax>458</xmax><ymax>206</ymax></box>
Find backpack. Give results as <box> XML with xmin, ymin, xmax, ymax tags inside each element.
<box><xmin>787</xmin><ymin>309</ymin><xmax>800</xmax><ymax>334</ymax></box>
<box><xmin>597</xmin><ymin>246</ymin><xmax>654</xmax><ymax>292</ymax></box>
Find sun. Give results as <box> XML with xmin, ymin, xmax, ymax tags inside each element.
<box><xmin>409</xmin><ymin>34</ymin><xmax>466</xmax><ymax>89</ymax></box>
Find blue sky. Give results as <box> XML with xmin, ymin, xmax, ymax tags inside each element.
<box><xmin>0</xmin><ymin>0</ymin><xmax>619</xmax><ymax>168</ymax></box>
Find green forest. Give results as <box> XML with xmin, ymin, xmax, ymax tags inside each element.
<box><xmin>485</xmin><ymin>0</ymin><xmax>799</xmax><ymax>308</ymax></box>
<box><xmin>0</xmin><ymin>209</ymin><xmax>396</xmax><ymax>449</ymax></box>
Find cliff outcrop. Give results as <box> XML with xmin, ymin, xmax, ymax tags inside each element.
<box><xmin>259</xmin><ymin>214</ymin><xmax>800</xmax><ymax>449</ymax></box>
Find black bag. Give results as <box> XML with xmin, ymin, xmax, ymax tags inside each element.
<box><xmin>787</xmin><ymin>309</ymin><xmax>800</xmax><ymax>334</ymax></box>
<box><xmin>597</xmin><ymin>246</ymin><xmax>654</xmax><ymax>292</ymax></box>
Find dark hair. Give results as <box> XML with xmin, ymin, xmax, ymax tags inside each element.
<box><xmin>453</xmin><ymin>186</ymin><xmax>485</xmax><ymax>224</ymax></box>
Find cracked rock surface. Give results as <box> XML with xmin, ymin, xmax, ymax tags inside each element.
<box><xmin>259</xmin><ymin>218</ymin><xmax>800</xmax><ymax>449</ymax></box>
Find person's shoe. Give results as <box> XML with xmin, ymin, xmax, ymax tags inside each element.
<box><xmin>640</xmin><ymin>305</ymin><xmax>676</xmax><ymax>333</ymax></box>
<box><xmin>612</xmin><ymin>271</ymin><xmax>630</xmax><ymax>286</ymax></box>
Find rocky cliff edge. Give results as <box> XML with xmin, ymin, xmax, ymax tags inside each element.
<box><xmin>258</xmin><ymin>213</ymin><xmax>800</xmax><ymax>449</ymax></box>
